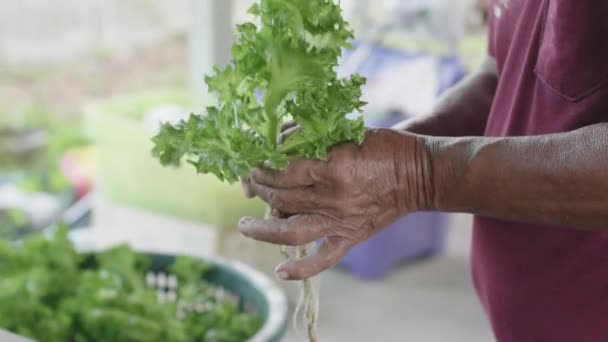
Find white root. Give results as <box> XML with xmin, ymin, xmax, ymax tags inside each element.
<box><xmin>283</xmin><ymin>244</ymin><xmax>319</xmax><ymax>342</ymax></box>
<box><xmin>267</xmin><ymin>207</ymin><xmax>319</xmax><ymax>342</ymax></box>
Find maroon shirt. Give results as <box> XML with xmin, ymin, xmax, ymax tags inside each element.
<box><xmin>473</xmin><ymin>1</ymin><xmax>608</xmax><ymax>341</ymax></box>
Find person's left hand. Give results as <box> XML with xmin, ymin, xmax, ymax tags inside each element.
<box><xmin>238</xmin><ymin>129</ymin><xmax>434</xmax><ymax>280</ymax></box>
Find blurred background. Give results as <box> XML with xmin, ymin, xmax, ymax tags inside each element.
<box><xmin>0</xmin><ymin>0</ymin><xmax>492</xmax><ymax>341</ymax></box>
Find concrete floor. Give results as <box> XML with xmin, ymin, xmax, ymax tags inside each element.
<box><xmin>283</xmin><ymin>214</ymin><xmax>495</xmax><ymax>342</ymax></box>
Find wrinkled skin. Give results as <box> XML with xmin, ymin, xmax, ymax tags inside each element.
<box><xmin>241</xmin><ymin>122</ymin><xmax>608</xmax><ymax>281</ymax></box>
<box><xmin>239</xmin><ymin>129</ymin><xmax>433</xmax><ymax>280</ymax></box>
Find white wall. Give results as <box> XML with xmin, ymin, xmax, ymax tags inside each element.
<box><xmin>0</xmin><ymin>0</ymin><xmax>189</xmax><ymax>65</ymax></box>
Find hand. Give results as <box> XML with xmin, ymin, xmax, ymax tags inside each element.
<box><xmin>241</xmin><ymin>121</ymin><xmax>299</xmax><ymax>197</ymax></box>
<box><xmin>239</xmin><ymin>129</ymin><xmax>434</xmax><ymax>280</ymax></box>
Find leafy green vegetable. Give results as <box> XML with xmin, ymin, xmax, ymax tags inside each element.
<box><xmin>0</xmin><ymin>209</ymin><xmax>29</xmax><ymax>240</ymax></box>
<box><xmin>0</xmin><ymin>227</ymin><xmax>261</xmax><ymax>341</ymax></box>
<box><xmin>152</xmin><ymin>0</ymin><xmax>366</xmax><ymax>183</ymax></box>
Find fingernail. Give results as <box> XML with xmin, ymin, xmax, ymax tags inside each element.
<box><xmin>239</xmin><ymin>217</ymin><xmax>252</xmax><ymax>223</ymax></box>
<box><xmin>276</xmin><ymin>269</ymin><xmax>289</xmax><ymax>280</ymax></box>
<box><xmin>238</xmin><ymin>217</ymin><xmax>253</xmax><ymax>228</ymax></box>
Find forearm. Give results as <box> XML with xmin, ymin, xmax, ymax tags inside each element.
<box><xmin>425</xmin><ymin>123</ymin><xmax>608</xmax><ymax>230</ymax></box>
<box><xmin>394</xmin><ymin>57</ymin><xmax>498</xmax><ymax>137</ymax></box>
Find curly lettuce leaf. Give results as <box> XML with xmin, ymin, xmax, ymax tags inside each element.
<box><xmin>152</xmin><ymin>0</ymin><xmax>366</xmax><ymax>183</ymax></box>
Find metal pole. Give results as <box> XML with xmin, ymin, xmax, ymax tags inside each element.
<box><xmin>189</xmin><ymin>0</ymin><xmax>233</xmax><ymax>103</ymax></box>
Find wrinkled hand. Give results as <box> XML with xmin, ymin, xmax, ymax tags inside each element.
<box><xmin>239</xmin><ymin>129</ymin><xmax>434</xmax><ymax>280</ymax></box>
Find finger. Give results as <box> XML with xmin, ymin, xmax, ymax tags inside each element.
<box><xmin>240</xmin><ymin>177</ymin><xmax>255</xmax><ymax>198</ymax></box>
<box><xmin>281</xmin><ymin>120</ymin><xmax>298</xmax><ymax>132</ymax></box>
<box><xmin>248</xmin><ymin>181</ymin><xmax>323</xmax><ymax>213</ymax></box>
<box><xmin>275</xmin><ymin>238</ymin><xmax>351</xmax><ymax>280</ymax></box>
<box><xmin>251</xmin><ymin>160</ymin><xmax>322</xmax><ymax>188</ymax></box>
<box><xmin>278</xmin><ymin>125</ymin><xmax>300</xmax><ymax>144</ymax></box>
<box><xmin>238</xmin><ymin>214</ymin><xmax>328</xmax><ymax>246</ymax></box>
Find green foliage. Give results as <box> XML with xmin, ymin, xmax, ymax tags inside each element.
<box><xmin>152</xmin><ymin>0</ymin><xmax>366</xmax><ymax>183</ymax></box>
<box><xmin>0</xmin><ymin>209</ymin><xmax>29</xmax><ymax>240</ymax></box>
<box><xmin>0</xmin><ymin>227</ymin><xmax>261</xmax><ymax>341</ymax></box>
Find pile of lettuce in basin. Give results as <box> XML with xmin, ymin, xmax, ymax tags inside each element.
<box><xmin>0</xmin><ymin>227</ymin><xmax>288</xmax><ymax>342</ymax></box>
<box><xmin>83</xmin><ymin>89</ymin><xmax>266</xmax><ymax>231</ymax></box>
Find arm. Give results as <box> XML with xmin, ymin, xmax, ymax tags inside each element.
<box><xmin>394</xmin><ymin>56</ymin><xmax>498</xmax><ymax>137</ymax></box>
<box><xmin>428</xmin><ymin>123</ymin><xmax>608</xmax><ymax>230</ymax></box>
<box><xmin>239</xmin><ymin>124</ymin><xmax>608</xmax><ymax>280</ymax></box>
